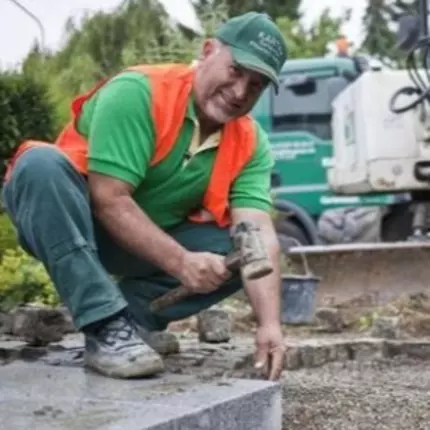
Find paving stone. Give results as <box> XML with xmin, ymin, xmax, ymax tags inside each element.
<box><xmin>0</xmin><ymin>362</ymin><xmax>282</xmax><ymax>430</ymax></box>
<box><xmin>284</xmin><ymin>346</ymin><xmax>301</xmax><ymax>370</ymax></box>
<box><xmin>146</xmin><ymin>331</ymin><xmax>180</xmax><ymax>356</ymax></box>
<box><xmin>300</xmin><ymin>344</ymin><xmax>331</xmax><ymax>367</ymax></box>
<box><xmin>10</xmin><ymin>305</ymin><xmax>75</xmax><ymax>346</ymax></box>
<box><xmin>371</xmin><ymin>316</ymin><xmax>400</xmax><ymax>339</ymax></box>
<box><xmin>384</xmin><ymin>339</ymin><xmax>430</xmax><ymax>360</ymax></box>
<box><xmin>332</xmin><ymin>342</ymin><xmax>351</xmax><ymax>361</ymax></box>
<box><xmin>315</xmin><ymin>307</ymin><xmax>345</xmax><ymax>333</ymax></box>
<box><xmin>0</xmin><ymin>340</ymin><xmax>26</xmax><ymax>362</ymax></box>
<box><xmin>347</xmin><ymin>339</ymin><xmax>384</xmax><ymax>360</ymax></box>
<box><xmin>0</xmin><ymin>312</ymin><xmax>12</xmax><ymax>334</ymax></box>
<box><xmin>197</xmin><ymin>309</ymin><xmax>232</xmax><ymax>343</ymax></box>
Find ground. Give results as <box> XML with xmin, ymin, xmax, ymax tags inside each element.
<box><xmin>2</xmin><ymin>294</ymin><xmax>430</xmax><ymax>429</ymax></box>
<box><xmin>172</xmin><ymin>295</ymin><xmax>430</xmax><ymax>430</ymax></box>
<box><xmin>282</xmin><ymin>357</ymin><xmax>430</xmax><ymax>430</ymax></box>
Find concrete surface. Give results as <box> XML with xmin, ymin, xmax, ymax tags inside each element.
<box><xmin>0</xmin><ymin>362</ymin><xmax>281</xmax><ymax>430</ymax></box>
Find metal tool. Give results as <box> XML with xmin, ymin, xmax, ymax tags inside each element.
<box><xmin>149</xmin><ymin>221</ymin><xmax>273</xmax><ymax>313</ymax></box>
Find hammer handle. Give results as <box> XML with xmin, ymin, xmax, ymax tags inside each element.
<box><xmin>149</xmin><ymin>253</ymin><xmax>240</xmax><ymax>313</ymax></box>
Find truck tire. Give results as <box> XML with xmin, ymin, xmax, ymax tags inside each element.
<box><xmin>273</xmin><ymin>199</ymin><xmax>320</xmax><ymax>245</ymax></box>
<box><xmin>381</xmin><ymin>204</ymin><xmax>413</xmax><ymax>242</ymax></box>
<box><xmin>276</xmin><ymin>218</ymin><xmax>310</xmax><ymax>255</ymax></box>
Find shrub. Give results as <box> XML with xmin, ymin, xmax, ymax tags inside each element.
<box><xmin>0</xmin><ymin>72</ymin><xmax>57</xmax><ymax>178</ymax></box>
<box><xmin>0</xmin><ymin>247</ymin><xmax>60</xmax><ymax>312</ymax></box>
<box><xmin>0</xmin><ymin>214</ymin><xmax>19</xmax><ymax>253</ymax></box>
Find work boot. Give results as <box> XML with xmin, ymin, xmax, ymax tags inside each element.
<box><xmin>83</xmin><ymin>312</ymin><xmax>164</xmax><ymax>379</ymax></box>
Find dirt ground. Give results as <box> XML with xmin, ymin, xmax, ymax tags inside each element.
<box><xmin>281</xmin><ymin>356</ymin><xmax>430</xmax><ymax>430</ymax></box>
<box><xmin>278</xmin><ymin>291</ymin><xmax>430</xmax><ymax>430</ymax></box>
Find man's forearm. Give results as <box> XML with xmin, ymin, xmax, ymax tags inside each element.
<box><xmin>231</xmin><ymin>208</ymin><xmax>282</xmax><ymax>327</ymax></box>
<box><xmin>93</xmin><ymin>195</ymin><xmax>186</xmax><ymax>277</ymax></box>
<box><xmin>244</xmin><ymin>240</ymin><xmax>282</xmax><ymax>327</ymax></box>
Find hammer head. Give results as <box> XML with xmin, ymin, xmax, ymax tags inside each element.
<box><xmin>228</xmin><ymin>221</ymin><xmax>273</xmax><ymax>280</ymax></box>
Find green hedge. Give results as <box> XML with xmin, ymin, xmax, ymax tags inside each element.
<box><xmin>0</xmin><ymin>214</ymin><xmax>18</xmax><ymax>252</ymax></box>
<box><xmin>0</xmin><ymin>72</ymin><xmax>57</xmax><ymax>178</ymax></box>
<box><xmin>0</xmin><ymin>247</ymin><xmax>59</xmax><ymax>311</ymax></box>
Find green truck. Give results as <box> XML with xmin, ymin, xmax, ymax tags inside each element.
<box><xmin>251</xmin><ymin>55</ymin><xmax>412</xmax><ymax>249</ymax></box>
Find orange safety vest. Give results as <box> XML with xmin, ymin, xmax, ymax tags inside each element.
<box><xmin>4</xmin><ymin>64</ymin><xmax>257</xmax><ymax>227</ymax></box>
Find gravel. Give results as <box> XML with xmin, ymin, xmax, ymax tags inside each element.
<box><xmin>282</xmin><ymin>356</ymin><xmax>430</xmax><ymax>430</ymax></box>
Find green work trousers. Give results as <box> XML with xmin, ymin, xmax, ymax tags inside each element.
<box><xmin>2</xmin><ymin>146</ymin><xmax>243</xmax><ymax>331</ymax></box>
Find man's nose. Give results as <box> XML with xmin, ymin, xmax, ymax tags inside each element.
<box><xmin>232</xmin><ymin>78</ymin><xmax>249</xmax><ymax>100</ymax></box>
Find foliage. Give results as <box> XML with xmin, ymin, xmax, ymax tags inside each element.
<box><xmin>195</xmin><ymin>0</ymin><xmax>301</xmax><ymax>21</ymax></box>
<box><xmin>276</xmin><ymin>7</ymin><xmax>350</xmax><ymax>59</ymax></box>
<box><xmin>0</xmin><ymin>72</ymin><xmax>57</xmax><ymax>177</ymax></box>
<box><xmin>0</xmin><ymin>214</ymin><xmax>19</xmax><ymax>253</ymax></box>
<box><xmin>0</xmin><ymin>248</ymin><xmax>59</xmax><ymax>312</ymax></box>
<box><xmin>360</xmin><ymin>0</ymin><xmax>417</xmax><ymax>64</ymax></box>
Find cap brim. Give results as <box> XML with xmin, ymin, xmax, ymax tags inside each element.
<box><xmin>229</xmin><ymin>46</ymin><xmax>279</xmax><ymax>92</ymax></box>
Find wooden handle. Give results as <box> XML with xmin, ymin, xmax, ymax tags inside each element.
<box><xmin>150</xmin><ymin>286</ymin><xmax>190</xmax><ymax>313</ymax></box>
<box><xmin>149</xmin><ymin>253</ymin><xmax>240</xmax><ymax>313</ymax></box>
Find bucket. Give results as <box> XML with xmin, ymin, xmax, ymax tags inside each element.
<box><xmin>281</xmin><ymin>240</ymin><xmax>321</xmax><ymax>325</ymax></box>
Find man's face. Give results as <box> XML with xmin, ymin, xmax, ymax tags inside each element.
<box><xmin>194</xmin><ymin>40</ymin><xmax>270</xmax><ymax>125</ymax></box>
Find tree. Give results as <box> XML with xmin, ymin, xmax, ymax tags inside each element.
<box><xmin>276</xmin><ymin>8</ymin><xmax>350</xmax><ymax>59</ymax></box>
<box><xmin>21</xmin><ymin>0</ymin><xmax>173</xmax><ymax>127</ymax></box>
<box><xmin>360</xmin><ymin>0</ymin><xmax>417</xmax><ymax>62</ymax></box>
<box><xmin>195</xmin><ymin>0</ymin><xmax>302</xmax><ymax>21</ymax></box>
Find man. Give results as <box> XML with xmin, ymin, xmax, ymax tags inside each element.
<box><xmin>2</xmin><ymin>12</ymin><xmax>288</xmax><ymax>381</ymax></box>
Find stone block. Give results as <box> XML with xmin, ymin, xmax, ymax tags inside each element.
<box><xmin>284</xmin><ymin>346</ymin><xmax>301</xmax><ymax>370</ymax></box>
<box><xmin>0</xmin><ymin>362</ymin><xmax>282</xmax><ymax>430</ymax></box>
<box><xmin>197</xmin><ymin>309</ymin><xmax>232</xmax><ymax>343</ymax></box>
<box><xmin>315</xmin><ymin>307</ymin><xmax>345</xmax><ymax>333</ymax></box>
<box><xmin>299</xmin><ymin>343</ymin><xmax>330</xmax><ymax>368</ymax></box>
<box><xmin>371</xmin><ymin>316</ymin><xmax>400</xmax><ymax>339</ymax></box>
<box><xmin>0</xmin><ymin>312</ymin><xmax>12</xmax><ymax>334</ymax></box>
<box><xmin>137</xmin><ymin>329</ymin><xmax>180</xmax><ymax>356</ymax></box>
<box><xmin>11</xmin><ymin>304</ymin><xmax>76</xmax><ymax>346</ymax></box>
<box><xmin>348</xmin><ymin>339</ymin><xmax>383</xmax><ymax>360</ymax></box>
<box><xmin>384</xmin><ymin>339</ymin><xmax>430</xmax><ymax>360</ymax></box>
<box><xmin>332</xmin><ymin>341</ymin><xmax>351</xmax><ymax>361</ymax></box>
<box><xmin>0</xmin><ymin>340</ymin><xmax>26</xmax><ymax>362</ymax></box>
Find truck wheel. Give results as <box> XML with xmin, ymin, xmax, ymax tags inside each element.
<box><xmin>276</xmin><ymin>218</ymin><xmax>310</xmax><ymax>255</ymax></box>
<box><xmin>381</xmin><ymin>204</ymin><xmax>413</xmax><ymax>242</ymax></box>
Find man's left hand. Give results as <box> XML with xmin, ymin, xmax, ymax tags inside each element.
<box><xmin>254</xmin><ymin>323</ymin><xmax>286</xmax><ymax>381</ymax></box>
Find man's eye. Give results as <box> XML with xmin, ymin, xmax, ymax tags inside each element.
<box><xmin>251</xmin><ymin>81</ymin><xmax>264</xmax><ymax>91</ymax></box>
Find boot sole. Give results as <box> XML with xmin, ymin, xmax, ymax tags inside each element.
<box><xmin>84</xmin><ymin>353</ymin><xmax>165</xmax><ymax>379</ymax></box>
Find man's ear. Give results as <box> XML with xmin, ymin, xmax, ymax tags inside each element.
<box><xmin>200</xmin><ymin>39</ymin><xmax>220</xmax><ymax>60</ymax></box>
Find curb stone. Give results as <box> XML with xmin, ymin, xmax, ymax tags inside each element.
<box><xmin>284</xmin><ymin>337</ymin><xmax>430</xmax><ymax>370</ymax></box>
<box><xmin>2</xmin><ymin>334</ymin><xmax>430</xmax><ymax>373</ymax></box>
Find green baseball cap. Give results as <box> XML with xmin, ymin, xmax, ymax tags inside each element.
<box><xmin>214</xmin><ymin>12</ymin><xmax>288</xmax><ymax>91</ymax></box>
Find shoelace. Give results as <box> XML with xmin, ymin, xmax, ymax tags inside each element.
<box><xmin>97</xmin><ymin>316</ymin><xmax>139</xmax><ymax>347</ymax></box>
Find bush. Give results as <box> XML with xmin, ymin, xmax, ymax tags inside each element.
<box><xmin>0</xmin><ymin>247</ymin><xmax>60</xmax><ymax>312</ymax></box>
<box><xmin>0</xmin><ymin>72</ymin><xmax>57</xmax><ymax>178</ymax></box>
<box><xmin>0</xmin><ymin>214</ymin><xmax>19</xmax><ymax>253</ymax></box>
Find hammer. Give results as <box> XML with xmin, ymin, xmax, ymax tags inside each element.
<box><xmin>149</xmin><ymin>221</ymin><xmax>274</xmax><ymax>313</ymax></box>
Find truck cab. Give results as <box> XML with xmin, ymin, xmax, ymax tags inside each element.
<box><xmin>250</xmin><ymin>55</ymin><xmax>410</xmax><ymax>246</ymax></box>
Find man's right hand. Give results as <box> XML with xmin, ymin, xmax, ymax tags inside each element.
<box><xmin>177</xmin><ymin>251</ymin><xmax>231</xmax><ymax>294</ymax></box>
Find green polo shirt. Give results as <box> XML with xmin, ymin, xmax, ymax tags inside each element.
<box><xmin>76</xmin><ymin>71</ymin><xmax>274</xmax><ymax>230</ymax></box>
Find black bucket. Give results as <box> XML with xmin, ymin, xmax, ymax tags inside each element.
<box><xmin>281</xmin><ymin>241</ymin><xmax>320</xmax><ymax>325</ymax></box>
